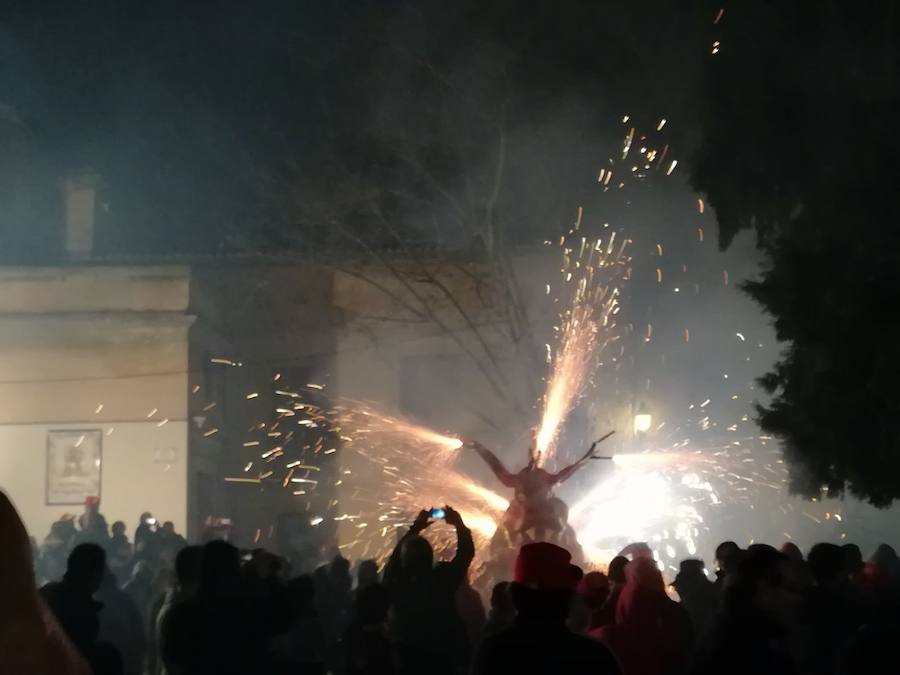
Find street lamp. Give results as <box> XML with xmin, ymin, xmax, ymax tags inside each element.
<box><xmin>633</xmin><ymin>403</ymin><xmax>652</xmax><ymax>434</ymax></box>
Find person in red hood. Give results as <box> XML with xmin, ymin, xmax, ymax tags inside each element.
<box><xmin>592</xmin><ymin>557</ymin><xmax>691</xmax><ymax>675</ymax></box>
<box><xmin>0</xmin><ymin>490</ymin><xmax>92</xmax><ymax>675</ymax></box>
<box><xmin>474</xmin><ymin>542</ymin><xmax>621</xmax><ymax>675</ymax></box>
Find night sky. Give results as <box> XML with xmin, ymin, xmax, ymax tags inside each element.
<box><xmin>1</xmin><ymin>1</ymin><xmax>709</xmax><ymax>258</ymax></box>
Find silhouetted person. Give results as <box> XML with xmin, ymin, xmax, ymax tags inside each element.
<box><xmin>154</xmin><ymin>545</ymin><xmax>203</xmax><ymax>675</ymax></box>
<box><xmin>134</xmin><ymin>513</ymin><xmax>159</xmax><ymax>563</ymax></box>
<box><xmin>341</xmin><ymin>583</ymin><xmax>394</xmax><ymax>675</ymax></box>
<box><xmin>671</xmin><ymin>559</ymin><xmax>718</xmax><ymax>643</ymax></box>
<box><xmin>861</xmin><ymin>542</ymin><xmax>900</xmax><ymax>625</ymax></box>
<box><xmin>97</xmin><ymin>569</ymin><xmax>146</xmax><ymax>675</ymax></box>
<box><xmin>691</xmin><ymin>544</ymin><xmax>795</xmax><ymax>675</ymax></box>
<box><xmin>41</xmin><ymin>542</ymin><xmax>123</xmax><ymax>675</ymax></box>
<box><xmin>454</xmin><ymin>570</ymin><xmax>486</xmax><ymax>650</ymax></box>
<box><xmin>567</xmin><ymin>564</ymin><xmax>590</xmax><ymax>633</ymax></box>
<box><xmin>841</xmin><ymin>543</ymin><xmax>864</xmax><ymax>585</ymax></box>
<box><xmin>713</xmin><ymin>540</ymin><xmax>742</xmax><ymax>592</ymax></box>
<box><xmin>869</xmin><ymin>543</ymin><xmax>900</xmax><ymax>585</ymax></box>
<box><xmin>580</xmin><ymin>571</ymin><xmax>611</xmax><ymax>629</ymax></box>
<box><xmin>593</xmin><ymin>557</ymin><xmax>691</xmax><ymax>675</ymax></box>
<box><xmin>160</xmin><ymin>521</ymin><xmax>187</xmax><ymax>548</ymax></box>
<box><xmin>108</xmin><ymin>521</ymin><xmax>133</xmax><ymax>582</ymax></box>
<box><xmin>123</xmin><ymin>560</ymin><xmax>155</xmax><ymax>625</ymax></box>
<box><xmin>482</xmin><ymin>582</ymin><xmax>515</xmax><ymax>640</ymax></box>
<box><xmin>474</xmin><ymin>542</ymin><xmax>620</xmax><ymax>675</ymax></box>
<box><xmin>481</xmin><ymin>581</ymin><xmax>516</xmax><ymax>640</ymax></box>
<box><xmin>593</xmin><ymin>555</ymin><xmax>628</xmax><ymax>627</ymax></box>
<box><xmin>1</xmin><ymin>490</ymin><xmax>92</xmax><ymax>675</ymax></box>
<box><xmin>163</xmin><ymin>540</ymin><xmax>288</xmax><ymax>675</ymax></box>
<box><xmin>357</xmin><ymin>559</ymin><xmax>379</xmax><ymax>589</ymax></box>
<box><xmin>384</xmin><ymin>506</ymin><xmax>475</xmax><ymax>675</ymax></box>
<box><xmin>39</xmin><ymin>516</ymin><xmax>77</xmax><ymax>584</ymax></box>
<box><xmin>798</xmin><ymin>543</ymin><xmax>862</xmax><ymax>675</ymax></box>
<box><xmin>779</xmin><ymin>542</ymin><xmax>811</xmax><ymax>591</ymax></box>
<box><xmin>273</xmin><ymin>575</ymin><xmax>325</xmax><ymax>674</ymax></box>
<box><xmin>315</xmin><ymin>554</ymin><xmax>353</xmax><ymax>671</ymax></box>
<box><xmin>74</xmin><ymin>498</ymin><xmax>111</xmax><ymax>549</ymax></box>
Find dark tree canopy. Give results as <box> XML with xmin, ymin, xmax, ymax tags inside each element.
<box><xmin>691</xmin><ymin>1</ymin><xmax>900</xmax><ymax>505</ymax></box>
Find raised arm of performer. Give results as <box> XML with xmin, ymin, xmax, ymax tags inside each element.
<box><xmin>464</xmin><ymin>440</ymin><xmax>517</xmax><ymax>488</ymax></box>
<box><xmin>548</xmin><ymin>459</ymin><xmax>586</xmax><ymax>485</ymax></box>
<box><xmin>549</xmin><ymin>430</ymin><xmax>616</xmax><ymax>485</ymax></box>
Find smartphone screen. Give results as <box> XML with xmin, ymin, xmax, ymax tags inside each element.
<box><xmin>430</xmin><ymin>508</ymin><xmax>446</xmax><ymax>520</ymax></box>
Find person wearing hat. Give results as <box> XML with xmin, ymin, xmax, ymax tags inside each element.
<box><xmin>474</xmin><ymin>542</ymin><xmax>621</xmax><ymax>675</ymax></box>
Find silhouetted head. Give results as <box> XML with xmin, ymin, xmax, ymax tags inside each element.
<box><xmin>841</xmin><ymin>543</ymin><xmax>864</xmax><ymax>576</ymax></box>
<box><xmin>780</xmin><ymin>542</ymin><xmax>803</xmax><ymax>562</ymax></box>
<box><xmin>672</xmin><ymin>559</ymin><xmax>708</xmax><ymax>595</ymax></box>
<box><xmin>400</xmin><ymin>535</ymin><xmax>434</xmax><ymax>576</ymax></box>
<box><xmin>357</xmin><ymin>559</ymin><xmax>379</xmax><ymax>588</ymax></box>
<box><xmin>577</xmin><ymin>572</ymin><xmax>610</xmax><ymax>608</ymax></box>
<box><xmin>49</xmin><ymin>520</ymin><xmax>70</xmax><ymax>539</ymax></box>
<box><xmin>608</xmin><ymin>556</ymin><xmax>628</xmax><ymax>585</ymax></box>
<box><xmin>511</xmin><ymin>542</ymin><xmax>577</xmax><ymax>623</ymax></box>
<box><xmin>715</xmin><ymin>540</ymin><xmax>742</xmax><ymax>574</ymax></box>
<box><xmin>356</xmin><ymin>583</ymin><xmax>390</xmax><ymax>626</ymax></box>
<box><xmin>871</xmin><ymin>543</ymin><xmax>899</xmax><ymax>566</ymax></box>
<box><xmin>569</xmin><ymin>564</ymin><xmax>584</xmax><ymax>586</ymax></box>
<box><xmin>174</xmin><ymin>545</ymin><xmax>204</xmax><ymax>591</ymax></box>
<box><xmin>200</xmin><ymin>540</ymin><xmax>242</xmax><ymax>594</ymax></box>
<box><xmin>84</xmin><ymin>498</ymin><xmax>99</xmax><ymax>516</ymax></box>
<box><xmin>331</xmin><ymin>554</ymin><xmax>351</xmax><ymax>580</ymax></box>
<box><xmin>490</xmin><ymin>581</ymin><xmax>513</xmax><ymax>611</ymax></box>
<box><xmin>162</xmin><ymin>521</ymin><xmax>175</xmax><ymax>534</ymax></box>
<box><xmin>722</xmin><ymin>544</ymin><xmax>785</xmax><ymax>616</ymax></box>
<box><xmin>249</xmin><ymin>549</ymin><xmax>282</xmax><ymax>581</ymax></box>
<box><xmin>625</xmin><ymin>557</ymin><xmax>666</xmax><ymax>593</ymax></box>
<box><xmin>111</xmin><ymin>521</ymin><xmax>127</xmax><ymax>537</ymax></box>
<box><xmin>65</xmin><ymin>543</ymin><xmax>106</xmax><ymax>593</ymax></box>
<box><xmin>139</xmin><ymin>512</ymin><xmax>152</xmax><ymax>525</ymax></box>
<box><xmin>807</xmin><ymin>543</ymin><xmax>845</xmax><ymax>586</ymax></box>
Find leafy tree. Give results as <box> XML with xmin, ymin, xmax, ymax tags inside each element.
<box><xmin>691</xmin><ymin>1</ymin><xmax>900</xmax><ymax>505</ymax></box>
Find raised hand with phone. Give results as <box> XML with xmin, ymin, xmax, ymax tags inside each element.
<box><xmin>382</xmin><ymin>503</ymin><xmax>476</xmax><ymax>673</ymax></box>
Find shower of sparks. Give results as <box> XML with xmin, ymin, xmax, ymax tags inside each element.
<box><xmin>214</xmin><ymin>114</ymin><xmax>871</xmax><ymax>575</ymax></box>
<box><xmin>534</xmin><ymin>233</ymin><xmax>627</xmax><ymax>464</ymax></box>
<box><xmin>233</xmin><ymin>388</ymin><xmax>500</xmax><ymax>566</ymax></box>
<box><xmin>566</xmin><ymin>428</ymin><xmax>827</xmax><ymax>572</ymax></box>
<box><xmin>536</xmin><ymin>122</ymin><xmax>677</xmax><ymax>465</ymax></box>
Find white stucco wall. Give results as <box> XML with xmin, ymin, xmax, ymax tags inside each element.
<box><xmin>0</xmin><ymin>420</ymin><xmax>188</xmax><ymax>540</ymax></box>
<box><xmin>0</xmin><ymin>265</ymin><xmax>192</xmax><ymax>540</ymax></box>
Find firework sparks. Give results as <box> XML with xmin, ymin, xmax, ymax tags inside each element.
<box><xmin>535</xmin><ymin>233</ymin><xmax>627</xmax><ymax>464</ymax></box>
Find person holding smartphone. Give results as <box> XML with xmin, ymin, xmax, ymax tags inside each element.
<box><xmin>383</xmin><ymin>506</ymin><xmax>474</xmax><ymax>675</ymax></box>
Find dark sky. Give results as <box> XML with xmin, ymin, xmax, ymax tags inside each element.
<box><xmin>1</xmin><ymin>1</ymin><xmax>710</xmax><ymax>258</ymax></box>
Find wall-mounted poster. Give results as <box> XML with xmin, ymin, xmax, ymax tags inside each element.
<box><xmin>46</xmin><ymin>430</ymin><xmax>102</xmax><ymax>505</ymax></box>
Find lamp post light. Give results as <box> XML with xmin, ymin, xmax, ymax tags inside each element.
<box><xmin>633</xmin><ymin>403</ymin><xmax>652</xmax><ymax>435</ymax></box>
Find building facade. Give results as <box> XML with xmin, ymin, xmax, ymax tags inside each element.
<box><xmin>0</xmin><ymin>265</ymin><xmax>194</xmax><ymax>539</ymax></box>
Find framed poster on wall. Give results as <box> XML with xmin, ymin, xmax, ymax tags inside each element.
<box><xmin>46</xmin><ymin>430</ymin><xmax>102</xmax><ymax>505</ymax></box>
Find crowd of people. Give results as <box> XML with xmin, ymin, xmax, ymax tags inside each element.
<box><xmin>3</xmin><ymin>490</ymin><xmax>900</xmax><ymax>675</ymax></box>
